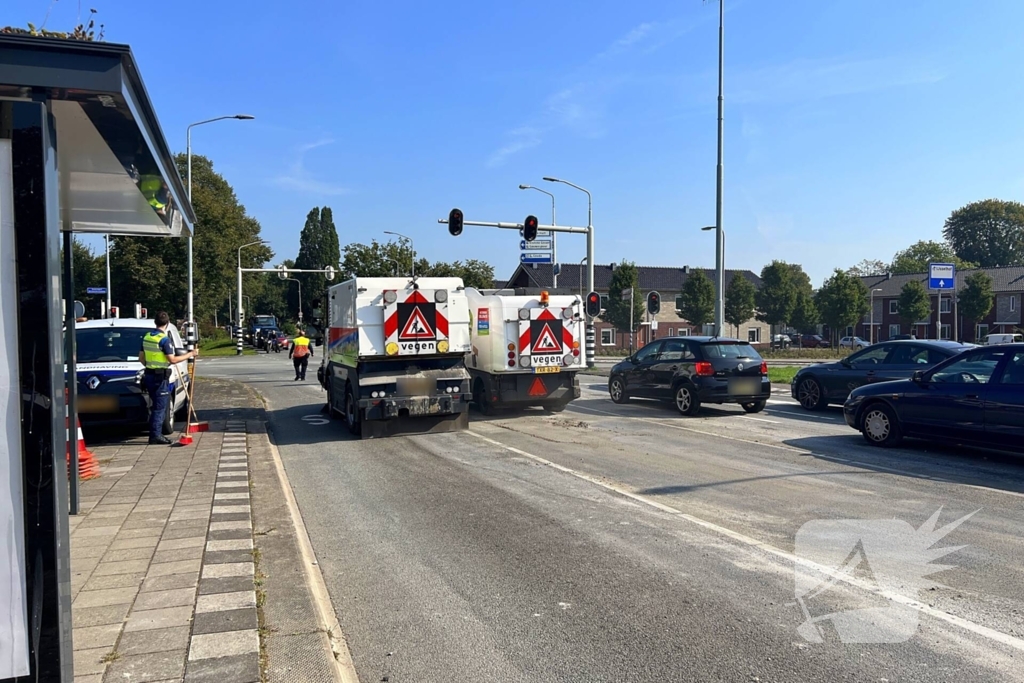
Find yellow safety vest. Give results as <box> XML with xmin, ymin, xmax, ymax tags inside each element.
<box><xmin>292</xmin><ymin>336</ymin><xmax>311</xmax><ymax>358</ymax></box>
<box><xmin>141</xmin><ymin>331</ymin><xmax>170</xmax><ymax>369</ymax></box>
<box><xmin>139</xmin><ymin>176</ymin><xmax>167</xmax><ymax>211</ymax></box>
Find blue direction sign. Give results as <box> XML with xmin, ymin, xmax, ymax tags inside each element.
<box><xmin>520</xmin><ymin>252</ymin><xmax>554</xmax><ymax>264</ymax></box>
<box><xmin>519</xmin><ymin>240</ymin><xmax>552</xmax><ymax>250</ymax></box>
<box><xmin>929</xmin><ymin>263</ymin><xmax>955</xmax><ymax>290</ymax></box>
<box><xmin>86</xmin><ymin>287</ymin><xmax>107</xmax><ymax>295</ymax></box>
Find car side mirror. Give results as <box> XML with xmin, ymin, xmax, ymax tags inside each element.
<box><xmin>841</xmin><ymin>358</ymin><xmax>852</xmax><ymax>368</ymax></box>
<box><xmin>912</xmin><ymin>370</ymin><xmax>925</xmax><ymax>383</ymax></box>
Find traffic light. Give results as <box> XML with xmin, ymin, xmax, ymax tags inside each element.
<box><xmin>647</xmin><ymin>290</ymin><xmax>661</xmax><ymax>316</ymax></box>
<box><xmin>585</xmin><ymin>291</ymin><xmax>601</xmax><ymax>318</ymax></box>
<box><xmin>523</xmin><ymin>215</ymin><xmax>539</xmax><ymax>242</ymax></box>
<box><xmin>448</xmin><ymin>208</ymin><xmax>464</xmax><ymax>236</ymax></box>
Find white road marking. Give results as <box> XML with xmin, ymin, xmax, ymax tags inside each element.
<box><xmin>465</xmin><ymin>429</ymin><xmax>1024</xmax><ymax>654</ymax></box>
<box><xmin>739</xmin><ymin>415</ymin><xmax>780</xmax><ymax>424</ymax></box>
<box><xmin>567</xmin><ymin>403</ymin><xmax>1024</xmax><ymax>500</ymax></box>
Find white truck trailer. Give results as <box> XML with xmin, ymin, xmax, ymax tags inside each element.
<box><xmin>318</xmin><ymin>277</ymin><xmax>472</xmax><ymax>438</ymax></box>
<box><xmin>465</xmin><ymin>288</ymin><xmax>584</xmax><ymax>412</ymax></box>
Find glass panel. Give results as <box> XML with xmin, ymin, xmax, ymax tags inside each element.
<box><xmin>660</xmin><ymin>339</ymin><xmax>687</xmax><ymax>361</ymax></box>
<box><xmin>75</xmin><ymin>327</ymin><xmax>149</xmax><ymax>363</ymax></box>
<box><xmin>702</xmin><ymin>342</ymin><xmax>762</xmax><ymax>360</ymax></box>
<box><xmin>634</xmin><ymin>341</ymin><xmax>662</xmax><ymax>362</ymax></box>
<box><xmin>1000</xmin><ymin>352</ymin><xmax>1024</xmax><ymax>385</ymax></box>
<box><xmin>849</xmin><ymin>345</ymin><xmax>891</xmax><ymax>365</ymax></box>
<box><xmin>931</xmin><ymin>350</ymin><xmax>1005</xmax><ymax>384</ymax></box>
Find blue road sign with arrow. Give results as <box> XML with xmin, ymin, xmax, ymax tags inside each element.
<box><xmin>928</xmin><ymin>263</ymin><xmax>955</xmax><ymax>290</ymax></box>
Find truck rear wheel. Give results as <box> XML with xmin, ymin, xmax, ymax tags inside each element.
<box><xmin>344</xmin><ymin>385</ymin><xmax>361</xmax><ymax>436</ymax></box>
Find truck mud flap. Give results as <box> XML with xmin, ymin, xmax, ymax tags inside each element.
<box><xmin>360</xmin><ymin>411</ymin><xmax>468</xmax><ymax>439</ymax></box>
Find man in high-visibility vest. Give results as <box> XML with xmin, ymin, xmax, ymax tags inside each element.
<box><xmin>289</xmin><ymin>329</ymin><xmax>314</xmax><ymax>381</ymax></box>
<box><xmin>141</xmin><ymin>311</ymin><xmax>198</xmax><ymax>444</ymax></box>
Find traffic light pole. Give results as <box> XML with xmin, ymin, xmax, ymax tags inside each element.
<box><xmin>439</xmin><ymin>217</ymin><xmax>596</xmax><ymax>367</ymax></box>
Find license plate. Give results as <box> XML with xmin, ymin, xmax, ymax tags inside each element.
<box><xmin>534</xmin><ymin>366</ymin><xmax>560</xmax><ymax>374</ymax></box>
<box><xmin>728</xmin><ymin>378</ymin><xmax>760</xmax><ymax>395</ymax></box>
<box><xmin>78</xmin><ymin>395</ymin><xmax>119</xmax><ymax>413</ymax></box>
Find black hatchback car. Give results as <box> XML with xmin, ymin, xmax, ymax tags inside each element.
<box><xmin>791</xmin><ymin>340</ymin><xmax>973</xmax><ymax>411</ymax></box>
<box><xmin>608</xmin><ymin>336</ymin><xmax>770</xmax><ymax>416</ymax></box>
<box><xmin>844</xmin><ymin>344</ymin><xmax>1024</xmax><ymax>448</ymax></box>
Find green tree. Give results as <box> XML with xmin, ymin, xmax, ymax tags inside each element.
<box><xmin>69</xmin><ymin>238</ymin><xmax>103</xmax><ymax>304</ymax></box>
<box><xmin>958</xmin><ymin>271</ymin><xmax>995</xmax><ymax>337</ymax></box>
<box><xmin>890</xmin><ymin>240</ymin><xmax>976</xmax><ymax>275</ymax></box>
<box><xmin>111</xmin><ymin>154</ymin><xmax>270</xmax><ymax>326</ymax></box>
<box><xmin>897</xmin><ymin>280</ymin><xmax>932</xmax><ymax>328</ymax></box>
<box><xmin>846</xmin><ymin>259</ymin><xmax>888</xmax><ymax>277</ymax></box>
<box><xmin>756</xmin><ymin>261</ymin><xmax>801</xmax><ymax>328</ymax></box>
<box><xmin>604</xmin><ymin>262</ymin><xmax>644</xmax><ymax>333</ymax></box>
<box><xmin>815</xmin><ymin>269</ymin><xmax>869</xmax><ymax>345</ymax></box>
<box><xmin>341</xmin><ymin>239</ymin><xmax>414</xmax><ymax>278</ymax></box>
<box><xmin>724</xmin><ymin>274</ymin><xmax>756</xmax><ymax>336</ymax></box>
<box><xmin>294</xmin><ymin>207</ymin><xmax>341</xmax><ymax>320</ymax></box>
<box><xmin>791</xmin><ymin>289</ymin><xmax>820</xmax><ymax>333</ymax></box>
<box><xmin>419</xmin><ymin>259</ymin><xmax>495</xmax><ymax>289</ymax></box>
<box><xmin>678</xmin><ymin>270</ymin><xmax>716</xmax><ymax>330</ymax></box>
<box><xmin>944</xmin><ymin>199</ymin><xmax>1024</xmax><ymax>268</ymax></box>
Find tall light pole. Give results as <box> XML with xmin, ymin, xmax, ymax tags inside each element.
<box><xmin>187</xmin><ymin>114</ymin><xmax>254</xmax><ymax>347</ymax></box>
<box><xmin>519</xmin><ymin>184</ymin><xmax>557</xmax><ymax>287</ymax></box>
<box><xmin>701</xmin><ymin>226</ymin><xmax>725</xmax><ymax>335</ymax></box>
<box><xmin>870</xmin><ymin>288</ymin><xmax>882</xmax><ymax>343</ymax></box>
<box><xmin>384</xmin><ymin>231</ymin><xmax>415</xmax><ymax>277</ymax></box>
<box><xmin>543</xmin><ymin>176</ymin><xmax>595</xmax><ymax>367</ymax></box>
<box><xmin>712</xmin><ymin>0</ymin><xmax>725</xmax><ymax>336</ymax></box>
<box><xmin>236</xmin><ymin>239</ymin><xmax>264</xmax><ymax>355</ymax></box>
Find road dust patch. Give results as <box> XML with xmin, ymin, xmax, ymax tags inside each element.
<box><xmin>549</xmin><ymin>417</ymin><xmax>590</xmax><ymax>430</ymax></box>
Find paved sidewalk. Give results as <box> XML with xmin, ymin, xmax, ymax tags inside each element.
<box><xmin>68</xmin><ymin>377</ymin><xmax>341</xmax><ymax>683</ymax></box>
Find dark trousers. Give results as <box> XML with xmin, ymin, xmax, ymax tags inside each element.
<box><xmin>293</xmin><ymin>356</ymin><xmax>309</xmax><ymax>380</ymax></box>
<box><xmin>144</xmin><ymin>372</ymin><xmax>170</xmax><ymax>440</ymax></box>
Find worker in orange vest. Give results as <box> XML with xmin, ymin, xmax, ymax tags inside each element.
<box><xmin>289</xmin><ymin>330</ymin><xmax>313</xmax><ymax>381</ymax></box>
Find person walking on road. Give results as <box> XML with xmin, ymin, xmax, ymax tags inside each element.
<box><xmin>290</xmin><ymin>329</ymin><xmax>313</xmax><ymax>381</ymax></box>
<box><xmin>141</xmin><ymin>311</ymin><xmax>198</xmax><ymax>445</ymax></box>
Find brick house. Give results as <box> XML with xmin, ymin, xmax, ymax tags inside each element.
<box><xmin>504</xmin><ymin>263</ymin><xmax>770</xmax><ymax>352</ymax></box>
<box><xmin>849</xmin><ymin>266</ymin><xmax>1024</xmax><ymax>343</ymax></box>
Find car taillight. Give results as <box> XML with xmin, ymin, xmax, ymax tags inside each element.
<box><xmin>760</xmin><ymin>361</ymin><xmax>768</xmax><ymax>375</ymax></box>
<box><xmin>695</xmin><ymin>361</ymin><xmax>714</xmax><ymax>377</ymax></box>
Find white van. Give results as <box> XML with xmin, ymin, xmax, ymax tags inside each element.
<box><xmin>984</xmin><ymin>333</ymin><xmax>1024</xmax><ymax>345</ymax></box>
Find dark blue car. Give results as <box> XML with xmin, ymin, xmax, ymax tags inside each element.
<box><xmin>843</xmin><ymin>343</ymin><xmax>1024</xmax><ymax>448</ymax></box>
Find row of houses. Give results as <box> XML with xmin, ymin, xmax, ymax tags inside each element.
<box><xmin>501</xmin><ymin>262</ymin><xmax>1024</xmax><ymax>350</ymax></box>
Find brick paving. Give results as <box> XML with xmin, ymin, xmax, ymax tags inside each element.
<box><xmin>69</xmin><ymin>410</ymin><xmax>261</xmax><ymax>682</ymax></box>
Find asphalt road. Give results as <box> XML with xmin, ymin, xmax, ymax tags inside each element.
<box><xmin>198</xmin><ymin>353</ymin><xmax>1024</xmax><ymax>683</ymax></box>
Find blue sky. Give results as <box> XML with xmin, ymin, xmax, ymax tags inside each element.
<box><xmin>10</xmin><ymin>0</ymin><xmax>1024</xmax><ymax>285</ymax></box>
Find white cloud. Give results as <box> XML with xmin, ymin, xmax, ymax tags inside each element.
<box><xmin>486</xmin><ymin>128</ymin><xmax>542</xmax><ymax>168</ymax></box>
<box><xmin>273</xmin><ymin>139</ymin><xmax>351</xmax><ymax>196</ymax></box>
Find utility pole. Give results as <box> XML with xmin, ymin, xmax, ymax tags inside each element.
<box><xmin>713</xmin><ymin>0</ymin><xmax>726</xmax><ymax>336</ymax></box>
<box><xmin>105</xmin><ymin>233</ymin><xmax>112</xmax><ymax>318</ymax></box>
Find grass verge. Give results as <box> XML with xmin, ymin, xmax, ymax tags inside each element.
<box><xmin>199</xmin><ymin>338</ymin><xmax>255</xmax><ymax>356</ymax></box>
<box><xmin>768</xmin><ymin>366</ymin><xmax>799</xmax><ymax>384</ymax></box>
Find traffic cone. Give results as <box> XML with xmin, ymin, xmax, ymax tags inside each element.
<box><xmin>65</xmin><ymin>413</ymin><xmax>100</xmax><ymax>480</ymax></box>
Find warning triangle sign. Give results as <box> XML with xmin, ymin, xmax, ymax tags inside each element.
<box><xmin>528</xmin><ymin>377</ymin><xmax>548</xmax><ymax>396</ymax></box>
<box><xmin>532</xmin><ymin>323</ymin><xmax>562</xmax><ymax>353</ymax></box>
<box><xmin>400</xmin><ymin>306</ymin><xmax>435</xmax><ymax>339</ymax></box>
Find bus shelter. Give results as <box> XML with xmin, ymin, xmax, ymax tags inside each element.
<box><xmin>0</xmin><ymin>34</ymin><xmax>194</xmax><ymax>682</ymax></box>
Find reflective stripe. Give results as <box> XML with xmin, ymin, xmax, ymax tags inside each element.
<box><xmin>142</xmin><ymin>331</ymin><xmax>170</xmax><ymax>369</ymax></box>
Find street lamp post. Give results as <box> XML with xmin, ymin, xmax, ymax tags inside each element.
<box><xmin>712</xmin><ymin>0</ymin><xmax>726</xmax><ymax>336</ymax></box>
<box><xmin>384</xmin><ymin>231</ymin><xmax>415</xmax><ymax>277</ymax></box>
<box><xmin>701</xmin><ymin>226</ymin><xmax>725</xmax><ymax>335</ymax></box>
<box><xmin>543</xmin><ymin>176</ymin><xmax>595</xmax><ymax>367</ymax></box>
<box><xmin>187</xmin><ymin>114</ymin><xmax>254</xmax><ymax>349</ymax></box>
<box><xmin>236</xmin><ymin>239</ymin><xmax>264</xmax><ymax>355</ymax></box>
<box><xmin>104</xmin><ymin>233</ymin><xmax>112</xmax><ymax>318</ymax></box>
<box><xmin>519</xmin><ymin>184</ymin><xmax>557</xmax><ymax>288</ymax></box>
<box><xmin>870</xmin><ymin>288</ymin><xmax>882</xmax><ymax>344</ymax></box>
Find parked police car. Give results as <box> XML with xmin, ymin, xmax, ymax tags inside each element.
<box><xmin>72</xmin><ymin>318</ymin><xmax>191</xmax><ymax>434</ymax></box>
